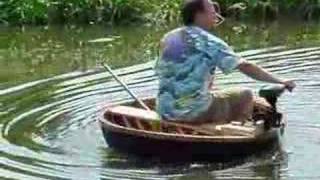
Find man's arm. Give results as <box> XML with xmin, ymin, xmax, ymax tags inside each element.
<box><xmin>237</xmin><ymin>59</ymin><xmax>296</xmax><ymax>91</ymax></box>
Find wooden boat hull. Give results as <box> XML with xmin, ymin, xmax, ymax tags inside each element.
<box><xmin>99</xmin><ymin>86</ymin><xmax>287</xmax><ymax>161</ymax></box>
<box><xmin>101</xmin><ymin>122</ymin><xmax>282</xmax><ymax>161</ymax></box>
<box><xmin>98</xmin><ymin>99</ymin><xmax>284</xmax><ymax>161</ymax></box>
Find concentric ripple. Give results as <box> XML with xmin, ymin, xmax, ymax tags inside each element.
<box><xmin>1</xmin><ymin>46</ymin><xmax>320</xmax><ymax>180</ymax></box>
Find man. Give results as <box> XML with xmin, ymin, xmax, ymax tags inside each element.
<box><xmin>156</xmin><ymin>0</ymin><xmax>296</xmax><ymax>124</ymax></box>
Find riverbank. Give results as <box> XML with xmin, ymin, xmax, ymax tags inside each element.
<box><xmin>1</xmin><ymin>0</ymin><xmax>320</xmax><ymax>26</ymax></box>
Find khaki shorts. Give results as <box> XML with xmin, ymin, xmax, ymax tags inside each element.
<box><xmin>184</xmin><ymin>88</ymin><xmax>252</xmax><ymax>124</ymax></box>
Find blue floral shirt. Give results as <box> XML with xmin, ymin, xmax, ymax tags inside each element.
<box><xmin>156</xmin><ymin>26</ymin><xmax>242</xmax><ymax>121</ymax></box>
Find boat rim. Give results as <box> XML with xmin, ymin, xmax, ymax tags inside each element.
<box><xmin>98</xmin><ymin>109</ymin><xmax>280</xmax><ymax>143</ymax></box>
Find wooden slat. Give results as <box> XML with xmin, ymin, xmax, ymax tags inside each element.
<box><xmin>216</xmin><ymin>124</ymin><xmax>258</xmax><ymax>136</ymax></box>
<box><xmin>176</xmin><ymin>127</ymin><xmax>185</xmax><ymax>134</ymax></box>
<box><xmin>107</xmin><ymin>106</ymin><xmax>160</xmax><ymax>121</ymax></box>
<box><xmin>122</xmin><ymin>116</ymin><xmax>132</xmax><ymax>128</ymax></box>
<box><xmin>134</xmin><ymin>118</ymin><xmax>145</xmax><ymax>130</ymax></box>
<box><xmin>169</xmin><ymin>122</ymin><xmax>217</xmax><ymax>136</ymax></box>
<box><xmin>108</xmin><ymin>114</ymin><xmax>114</xmax><ymax>123</ymax></box>
<box><xmin>192</xmin><ymin>131</ymin><xmax>199</xmax><ymax>135</ymax></box>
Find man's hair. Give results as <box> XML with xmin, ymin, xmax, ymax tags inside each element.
<box><xmin>181</xmin><ymin>0</ymin><xmax>221</xmax><ymax>25</ymax></box>
<box><xmin>181</xmin><ymin>0</ymin><xmax>205</xmax><ymax>25</ymax></box>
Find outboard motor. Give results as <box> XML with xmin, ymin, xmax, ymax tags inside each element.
<box><xmin>259</xmin><ymin>85</ymin><xmax>286</xmax><ymax>110</ymax></box>
<box><xmin>256</xmin><ymin>85</ymin><xmax>286</xmax><ymax>130</ymax></box>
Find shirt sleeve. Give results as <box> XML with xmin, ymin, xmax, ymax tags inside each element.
<box><xmin>215</xmin><ymin>44</ymin><xmax>243</xmax><ymax>74</ymax></box>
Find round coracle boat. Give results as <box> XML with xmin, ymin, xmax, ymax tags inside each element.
<box><xmin>99</xmin><ymin>87</ymin><xmax>286</xmax><ymax>161</ymax></box>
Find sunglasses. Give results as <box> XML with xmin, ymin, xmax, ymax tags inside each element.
<box><xmin>214</xmin><ymin>12</ymin><xmax>225</xmax><ymax>26</ymax></box>
<box><xmin>212</xmin><ymin>1</ymin><xmax>225</xmax><ymax>26</ymax></box>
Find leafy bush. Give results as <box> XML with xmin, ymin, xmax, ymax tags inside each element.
<box><xmin>0</xmin><ymin>0</ymin><xmax>319</xmax><ymax>25</ymax></box>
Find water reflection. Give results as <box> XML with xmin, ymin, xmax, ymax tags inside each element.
<box><xmin>98</xmin><ymin>142</ymin><xmax>288</xmax><ymax>180</ymax></box>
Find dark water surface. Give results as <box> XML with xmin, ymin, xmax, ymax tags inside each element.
<box><xmin>1</xmin><ymin>21</ymin><xmax>320</xmax><ymax>179</ymax></box>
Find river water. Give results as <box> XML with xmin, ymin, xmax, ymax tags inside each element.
<box><xmin>0</xmin><ymin>21</ymin><xmax>320</xmax><ymax>179</ymax></box>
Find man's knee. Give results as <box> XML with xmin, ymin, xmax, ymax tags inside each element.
<box><xmin>241</xmin><ymin>88</ymin><xmax>254</xmax><ymax>102</ymax></box>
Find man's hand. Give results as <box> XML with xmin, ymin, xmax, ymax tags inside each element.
<box><xmin>282</xmin><ymin>80</ymin><xmax>296</xmax><ymax>92</ymax></box>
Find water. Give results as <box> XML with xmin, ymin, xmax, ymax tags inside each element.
<box><xmin>1</xmin><ymin>20</ymin><xmax>320</xmax><ymax>179</ymax></box>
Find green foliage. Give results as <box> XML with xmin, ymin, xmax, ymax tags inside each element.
<box><xmin>0</xmin><ymin>0</ymin><xmax>48</xmax><ymax>24</ymax></box>
<box><xmin>148</xmin><ymin>0</ymin><xmax>181</xmax><ymax>26</ymax></box>
<box><xmin>217</xmin><ymin>0</ymin><xmax>320</xmax><ymax>20</ymax></box>
<box><xmin>0</xmin><ymin>0</ymin><xmax>320</xmax><ymax>25</ymax></box>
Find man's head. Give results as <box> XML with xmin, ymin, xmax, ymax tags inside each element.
<box><xmin>181</xmin><ymin>0</ymin><xmax>223</xmax><ymax>29</ymax></box>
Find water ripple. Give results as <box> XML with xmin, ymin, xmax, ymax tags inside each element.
<box><xmin>1</xmin><ymin>46</ymin><xmax>320</xmax><ymax>179</ymax></box>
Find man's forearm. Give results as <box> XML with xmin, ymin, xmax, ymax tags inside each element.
<box><xmin>238</xmin><ymin>61</ymin><xmax>284</xmax><ymax>84</ymax></box>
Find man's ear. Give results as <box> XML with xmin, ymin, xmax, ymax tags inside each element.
<box><xmin>160</xmin><ymin>39</ymin><xmax>165</xmax><ymax>50</ymax></box>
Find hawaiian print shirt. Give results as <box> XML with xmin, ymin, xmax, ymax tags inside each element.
<box><xmin>156</xmin><ymin>26</ymin><xmax>242</xmax><ymax>121</ymax></box>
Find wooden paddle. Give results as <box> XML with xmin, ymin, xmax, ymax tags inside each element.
<box><xmin>101</xmin><ymin>62</ymin><xmax>151</xmax><ymax>111</ymax></box>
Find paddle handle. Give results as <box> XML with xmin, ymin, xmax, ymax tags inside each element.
<box><xmin>101</xmin><ymin>63</ymin><xmax>151</xmax><ymax>111</ymax></box>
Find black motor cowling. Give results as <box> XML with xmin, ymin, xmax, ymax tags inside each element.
<box><xmin>255</xmin><ymin>85</ymin><xmax>286</xmax><ymax>129</ymax></box>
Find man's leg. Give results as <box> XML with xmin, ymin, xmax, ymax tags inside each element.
<box><xmin>209</xmin><ymin>88</ymin><xmax>254</xmax><ymax>123</ymax></box>
<box><xmin>229</xmin><ymin>88</ymin><xmax>254</xmax><ymax>122</ymax></box>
